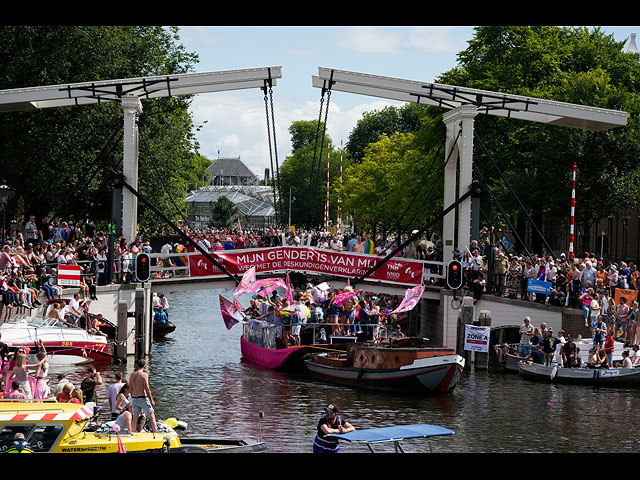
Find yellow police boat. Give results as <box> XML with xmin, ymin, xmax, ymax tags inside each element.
<box><xmin>0</xmin><ymin>399</ymin><xmax>267</xmax><ymax>453</ymax></box>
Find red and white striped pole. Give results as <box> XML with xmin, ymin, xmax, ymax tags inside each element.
<box><xmin>569</xmin><ymin>162</ymin><xmax>576</xmax><ymax>260</ymax></box>
<box><xmin>324</xmin><ymin>139</ymin><xmax>331</xmax><ymax>232</ymax></box>
<box><xmin>337</xmin><ymin>140</ymin><xmax>343</xmax><ymax>233</ymax></box>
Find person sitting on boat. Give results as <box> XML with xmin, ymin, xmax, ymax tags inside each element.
<box><xmin>6</xmin><ymin>433</ymin><xmax>33</xmax><ymax>453</ymax></box>
<box><xmin>631</xmin><ymin>344</ymin><xmax>640</xmax><ymax>367</ymax></box>
<box><xmin>66</xmin><ymin>293</ymin><xmax>84</xmax><ymax>326</ymax></box>
<box><xmin>48</xmin><ymin>303</ymin><xmax>72</xmax><ymax>328</ymax></box>
<box><xmin>5</xmin><ymin>380</ymin><xmax>27</xmax><ymax>400</ymax></box>
<box><xmin>89</xmin><ymin>313</ymin><xmax>108</xmax><ymax>337</ymax></box>
<box><xmin>112</xmin><ymin>402</ymin><xmax>134</xmax><ymax>433</ymax></box>
<box><xmin>153</xmin><ymin>308</ymin><xmax>168</xmax><ymax>326</ymax></box>
<box><xmin>618</xmin><ymin>350</ymin><xmax>633</xmax><ymax>369</ymax></box>
<box><xmin>527</xmin><ymin>344</ymin><xmax>545</xmax><ymax>365</ymax></box>
<box><xmin>392</xmin><ymin>324</ymin><xmax>405</xmax><ymax>338</ymax></box>
<box><xmin>312</xmin><ymin>404</ymin><xmax>355</xmax><ymax>454</ymax></box>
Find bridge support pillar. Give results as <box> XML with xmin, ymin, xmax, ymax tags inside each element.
<box><xmin>442</xmin><ymin>105</ymin><xmax>477</xmax><ymax>263</ymax></box>
<box><xmin>121</xmin><ymin>95</ymin><xmax>142</xmax><ymax>243</ymax></box>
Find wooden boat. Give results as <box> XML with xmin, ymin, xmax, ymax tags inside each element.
<box><xmin>518</xmin><ymin>361</ymin><xmax>640</xmax><ymax>386</ymax></box>
<box><xmin>303</xmin><ymin>337</ymin><xmax>465</xmax><ymax>394</ymax></box>
<box><xmin>326</xmin><ymin>423</ymin><xmax>454</xmax><ymax>453</ymax></box>
<box><xmin>495</xmin><ymin>339</ymin><xmax>627</xmax><ymax>373</ymax></box>
<box><xmin>0</xmin><ymin>399</ymin><xmax>267</xmax><ymax>453</ymax></box>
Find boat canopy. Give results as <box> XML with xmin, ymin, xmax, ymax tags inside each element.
<box><xmin>327</xmin><ymin>423</ymin><xmax>453</xmax><ymax>452</ymax></box>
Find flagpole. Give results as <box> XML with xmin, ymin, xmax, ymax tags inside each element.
<box><xmin>337</xmin><ymin>140</ymin><xmax>343</xmax><ymax>233</ymax></box>
<box><xmin>569</xmin><ymin>162</ymin><xmax>576</xmax><ymax>260</ymax></box>
<box><xmin>325</xmin><ymin>139</ymin><xmax>331</xmax><ymax>232</ymax></box>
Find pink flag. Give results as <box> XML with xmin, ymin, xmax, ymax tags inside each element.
<box><xmin>333</xmin><ymin>289</ymin><xmax>362</xmax><ymax>307</ymax></box>
<box><xmin>285</xmin><ymin>272</ymin><xmax>294</xmax><ymax>304</ymax></box>
<box><xmin>233</xmin><ymin>266</ymin><xmax>256</xmax><ymax>296</ymax></box>
<box><xmin>391</xmin><ymin>284</ymin><xmax>425</xmax><ymax>314</ymax></box>
<box><xmin>254</xmin><ymin>278</ymin><xmax>287</xmax><ymax>298</ymax></box>
<box><xmin>219</xmin><ymin>295</ymin><xmax>244</xmax><ymax>330</ymax></box>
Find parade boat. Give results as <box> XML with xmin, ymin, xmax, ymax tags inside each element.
<box><xmin>0</xmin><ymin>399</ymin><xmax>267</xmax><ymax>453</ymax></box>
<box><xmin>240</xmin><ymin>320</ymin><xmax>345</xmax><ymax>371</ymax></box>
<box><xmin>0</xmin><ymin>314</ymin><xmax>113</xmax><ymax>363</ymax></box>
<box><xmin>303</xmin><ymin>337</ymin><xmax>465</xmax><ymax>394</ymax></box>
<box><xmin>518</xmin><ymin>361</ymin><xmax>640</xmax><ymax>386</ymax></box>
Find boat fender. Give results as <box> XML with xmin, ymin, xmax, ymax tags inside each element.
<box><xmin>550</xmin><ymin>366</ymin><xmax>558</xmax><ymax>380</ymax></box>
<box><xmin>357</xmin><ymin>368</ymin><xmax>364</xmax><ymax>384</ymax></box>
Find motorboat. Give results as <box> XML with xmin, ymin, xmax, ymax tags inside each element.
<box><xmin>0</xmin><ymin>313</ymin><xmax>113</xmax><ymax>363</ymax></box>
<box><xmin>0</xmin><ymin>399</ymin><xmax>267</xmax><ymax>453</ymax></box>
<box><xmin>518</xmin><ymin>361</ymin><xmax>640</xmax><ymax>386</ymax></box>
<box><xmin>303</xmin><ymin>337</ymin><xmax>465</xmax><ymax>394</ymax></box>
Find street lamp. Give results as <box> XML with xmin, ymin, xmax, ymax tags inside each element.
<box><xmin>0</xmin><ymin>181</ymin><xmax>10</xmax><ymax>244</ymax></box>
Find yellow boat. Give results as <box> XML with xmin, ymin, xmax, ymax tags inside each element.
<box><xmin>0</xmin><ymin>399</ymin><xmax>267</xmax><ymax>453</ymax></box>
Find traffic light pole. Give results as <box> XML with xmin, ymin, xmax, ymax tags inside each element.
<box><xmin>351</xmin><ymin>184</ymin><xmax>481</xmax><ymax>287</ymax></box>
<box><xmin>110</xmin><ymin>170</ymin><xmax>240</xmax><ymax>284</ymax></box>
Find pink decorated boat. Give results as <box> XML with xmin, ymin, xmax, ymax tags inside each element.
<box><xmin>239</xmin><ymin>320</ymin><xmax>344</xmax><ymax>371</ymax></box>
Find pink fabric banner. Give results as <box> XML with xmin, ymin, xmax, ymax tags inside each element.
<box><xmin>233</xmin><ymin>266</ymin><xmax>256</xmax><ymax>297</ymax></box>
<box><xmin>189</xmin><ymin>246</ymin><xmax>423</xmax><ymax>285</ymax></box>
<box><xmin>391</xmin><ymin>284</ymin><xmax>425</xmax><ymax>314</ymax></box>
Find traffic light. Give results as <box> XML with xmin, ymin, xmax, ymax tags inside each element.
<box><xmin>136</xmin><ymin>253</ymin><xmax>150</xmax><ymax>283</ymax></box>
<box><xmin>446</xmin><ymin>260</ymin><xmax>463</xmax><ymax>290</ymax></box>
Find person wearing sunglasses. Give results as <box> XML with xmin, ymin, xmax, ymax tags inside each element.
<box><xmin>312</xmin><ymin>403</ymin><xmax>355</xmax><ymax>453</ymax></box>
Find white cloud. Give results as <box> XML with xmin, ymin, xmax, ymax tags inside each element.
<box><xmin>189</xmin><ymin>93</ymin><xmax>399</xmax><ymax>178</ymax></box>
<box><xmin>338</xmin><ymin>26</ymin><xmax>461</xmax><ymax>54</ymax></box>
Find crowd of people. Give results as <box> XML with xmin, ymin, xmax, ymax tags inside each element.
<box><xmin>241</xmin><ymin>281</ymin><xmax>408</xmax><ymax>347</ymax></box>
<box><xmin>515</xmin><ymin>315</ymin><xmax>640</xmax><ymax>370</ymax></box>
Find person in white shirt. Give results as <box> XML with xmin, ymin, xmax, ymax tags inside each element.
<box><xmin>106</xmin><ymin>372</ymin><xmax>125</xmax><ymax>420</ymax></box>
<box><xmin>67</xmin><ymin>293</ymin><xmax>83</xmax><ymax>326</ymax></box>
<box><xmin>329</xmin><ymin>235</ymin><xmax>342</xmax><ymax>251</ymax></box>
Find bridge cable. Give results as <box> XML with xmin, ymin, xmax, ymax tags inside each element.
<box><xmin>474</xmin><ymin>132</ymin><xmax>556</xmax><ymax>258</ymax></box>
<box><xmin>471</xmin><ymin>161</ymin><xmax>535</xmax><ymax>264</ymax></box>
<box><xmin>48</xmin><ymin>123</ymin><xmax>123</xmax><ymax>223</ymax></box>
<box><xmin>262</xmin><ymin>72</ymin><xmax>284</xmax><ymax>225</ymax></box>
<box><xmin>305</xmin><ymin>75</ymin><xmax>333</xmax><ymax>228</ymax></box>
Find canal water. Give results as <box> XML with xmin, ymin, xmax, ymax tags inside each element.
<box><xmin>49</xmin><ymin>287</ymin><xmax>640</xmax><ymax>454</ymax></box>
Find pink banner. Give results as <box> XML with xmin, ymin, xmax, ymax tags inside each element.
<box><xmin>188</xmin><ymin>247</ymin><xmax>423</xmax><ymax>285</ymax></box>
<box><xmin>391</xmin><ymin>284</ymin><xmax>425</xmax><ymax>314</ymax></box>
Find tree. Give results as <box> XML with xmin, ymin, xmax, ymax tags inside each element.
<box><xmin>0</xmin><ymin>26</ymin><xmax>201</xmax><ymax>236</ymax></box>
<box><xmin>436</xmin><ymin>26</ymin><xmax>640</xmax><ymax>254</ymax></box>
<box><xmin>210</xmin><ymin>196</ymin><xmax>239</xmax><ymax>228</ymax></box>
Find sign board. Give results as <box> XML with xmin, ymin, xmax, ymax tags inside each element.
<box><xmin>188</xmin><ymin>246</ymin><xmax>424</xmax><ymax>286</ymax></box>
<box><xmin>614</xmin><ymin>288</ymin><xmax>638</xmax><ymax>305</ymax></box>
<box><xmin>58</xmin><ymin>264</ymin><xmax>81</xmax><ymax>286</ymax></box>
<box><xmin>464</xmin><ymin>325</ymin><xmax>490</xmax><ymax>353</ymax></box>
<box><xmin>526</xmin><ymin>279</ymin><xmax>552</xmax><ymax>295</ymax></box>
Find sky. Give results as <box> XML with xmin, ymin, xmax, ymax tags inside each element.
<box><xmin>174</xmin><ymin>26</ymin><xmax>640</xmax><ymax>180</ymax></box>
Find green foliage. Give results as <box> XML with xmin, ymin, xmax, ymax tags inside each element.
<box><xmin>210</xmin><ymin>195</ymin><xmax>239</xmax><ymax>228</ymax></box>
<box><xmin>437</xmin><ymin>26</ymin><xmax>640</xmax><ymax>252</ymax></box>
<box><xmin>0</xmin><ymin>26</ymin><xmax>204</xmax><ymax>236</ymax></box>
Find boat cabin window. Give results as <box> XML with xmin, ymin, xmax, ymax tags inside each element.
<box><xmin>0</xmin><ymin>423</ymin><xmax>65</xmax><ymax>452</ymax></box>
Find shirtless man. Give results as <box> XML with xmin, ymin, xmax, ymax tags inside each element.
<box><xmin>129</xmin><ymin>359</ymin><xmax>158</xmax><ymax>432</ymax></box>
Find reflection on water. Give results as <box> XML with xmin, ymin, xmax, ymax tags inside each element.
<box><xmin>48</xmin><ymin>288</ymin><xmax>640</xmax><ymax>453</ymax></box>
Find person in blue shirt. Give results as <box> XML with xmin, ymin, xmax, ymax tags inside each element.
<box><xmin>153</xmin><ymin>308</ymin><xmax>168</xmax><ymax>325</ymax></box>
<box><xmin>312</xmin><ymin>404</ymin><xmax>355</xmax><ymax>453</ymax></box>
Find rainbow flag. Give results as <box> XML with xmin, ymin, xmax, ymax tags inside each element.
<box><xmin>333</xmin><ymin>289</ymin><xmax>362</xmax><ymax>307</ymax></box>
<box><xmin>219</xmin><ymin>295</ymin><xmax>244</xmax><ymax>330</ymax></box>
<box><xmin>391</xmin><ymin>284</ymin><xmax>425</xmax><ymax>314</ymax></box>
<box><xmin>363</xmin><ymin>239</ymin><xmax>375</xmax><ymax>254</ymax></box>
<box><xmin>234</xmin><ymin>266</ymin><xmax>257</xmax><ymax>296</ymax></box>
